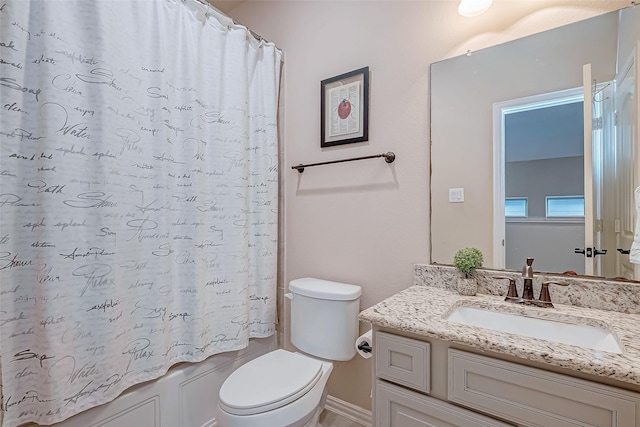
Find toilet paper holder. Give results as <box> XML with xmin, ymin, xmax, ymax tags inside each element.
<box><xmin>357</xmin><ymin>342</ymin><xmax>372</xmax><ymax>353</ymax></box>
<box><xmin>356</xmin><ymin>329</ymin><xmax>373</xmax><ymax>359</ymax></box>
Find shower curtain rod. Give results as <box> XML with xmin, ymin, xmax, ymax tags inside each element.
<box><xmin>189</xmin><ymin>0</ymin><xmax>270</xmax><ymax>44</ymax></box>
<box><xmin>291</xmin><ymin>152</ymin><xmax>396</xmax><ymax>173</ymax></box>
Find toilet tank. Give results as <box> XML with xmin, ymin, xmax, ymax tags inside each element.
<box><xmin>288</xmin><ymin>278</ymin><xmax>362</xmax><ymax>361</ymax></box>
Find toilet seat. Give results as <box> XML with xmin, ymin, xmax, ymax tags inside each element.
<box><xmin>219</xmin><ymin>350</ymin><xmax>323</xmax><ymax>416</ymax></box>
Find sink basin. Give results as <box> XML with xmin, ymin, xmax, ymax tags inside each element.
<box><xmin>445</xmin><ymin>306</ymin><xmax>623</xmax><ymax>354</ymax></box>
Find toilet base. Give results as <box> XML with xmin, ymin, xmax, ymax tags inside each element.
<box><xmin>303</xmin><ymin>385</ymin><xmax>329</xmax><ymax>427</ymax></box>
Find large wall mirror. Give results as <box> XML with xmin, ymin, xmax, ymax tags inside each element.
<box><xmin>430</xmin><ymin>4</ymin><xmax>640</xmax><ymax>280</ymax></box>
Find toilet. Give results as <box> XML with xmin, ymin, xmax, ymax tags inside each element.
<box><xmin>216</xmin><ymin>278</ymin><xmax>362</xmax><ymax>427</ymax></box>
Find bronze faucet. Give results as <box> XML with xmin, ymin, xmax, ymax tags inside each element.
<box><xmin>495</xmin><ymin>258</ymin><xmax>568</xmax><ymax>308</ymax></box>
<box><xmin>521</xmin><ymin>257</ymin><xmax>535</xmax><ymax>304</ymax></box>
<box><xmin>536</xmin><ymin>281</ymin><xmax>570</xmax><ymax>308</ymax></box>
<box><xmin>494</xmin><ymin>276</ymin><xmax>521</xmax><ymax>303</ymax></box>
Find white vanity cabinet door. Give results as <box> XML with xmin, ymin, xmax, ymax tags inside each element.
<box><xmin>376</xmin><ymin>332</ymin><xmax>430</xmax><ymax>393</ymax></box>
<box><xmin>448</xmin><ymin>349</ymin><xmax>639</xmax><ymax>427</ymax></box>
<box><xmin>376</xmin><ymin>380</ymin><xmax>514</xmax><ymax>427</ymax></box>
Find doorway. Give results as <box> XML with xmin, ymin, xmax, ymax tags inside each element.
<box><xmin>492</xmin><ymin>84</ymin><xmax>618</xmax><ymax>275</ymax></box>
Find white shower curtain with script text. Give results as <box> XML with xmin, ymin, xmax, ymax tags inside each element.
<box><xmin>0</xmin><ymin>1</ymin><xmax>281</xmax><ymax>425</ymax></box>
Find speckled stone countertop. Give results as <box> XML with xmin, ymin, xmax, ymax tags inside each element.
<box><xmin>359</xmin><ymin>285</ymin><xmax>640</xmax><ymax>387</ymax></box>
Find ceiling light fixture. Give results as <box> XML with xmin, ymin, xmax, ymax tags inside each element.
<box><xmin>458</xmin><ymin>0</ymin><xmax>493</xmax><ymax>17</ymax></box>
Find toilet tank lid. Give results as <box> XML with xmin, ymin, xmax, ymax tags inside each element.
<box><xmin>289</xmin><ymin>278</ymin><xmax>362</xmax><ymax>301</ymax></box>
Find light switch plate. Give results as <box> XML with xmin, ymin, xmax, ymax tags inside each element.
<box><xmin>449</xmin><ymin>188</ymin><xmax>464</xmax><ymax>203</ymax></box>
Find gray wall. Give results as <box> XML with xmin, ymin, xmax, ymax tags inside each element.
<box><xmin>505</xmin><ymin>156</ymin><xmax>584</xmax><ymax>272</ymax></box>
<box><xmin>506</xmin><ymin>156</ymin><xmax>584</xmax><ymax>218</ymax></box>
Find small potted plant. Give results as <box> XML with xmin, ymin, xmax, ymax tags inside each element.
<box><xmin>453</xmin><ymin>247</ymin><xmax>483</xmax><ymax>296</ymax></box>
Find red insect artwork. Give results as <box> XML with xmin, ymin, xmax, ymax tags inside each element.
<box><xmin>337</xmin><ymin>98</ymin><xmax>351</xmax><ymax>119</ymax></box>
<box><xmin>320</xmin><ymin>66</ymin><xmax>369</xmax><ymax>147</ymax></box>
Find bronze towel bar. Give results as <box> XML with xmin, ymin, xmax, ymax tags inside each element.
<box><xmin>291</xmin><ymin>152</ymin><xmax>395</xmax><ymax>173</ymax></box>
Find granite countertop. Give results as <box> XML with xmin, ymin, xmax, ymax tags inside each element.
<box><xmin>359</xmin><ymin>285</ymin><xmax>640</xmax><ymax>387</ymax></box>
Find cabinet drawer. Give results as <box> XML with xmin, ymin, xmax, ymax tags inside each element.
<box><xmin>376</xmin><ymin>332</ymin><xmax>430</xmax><ymax>393</ymax></box>
<box><xmin>448</xmin><ymin>349</ymin><xmax>639</xmax><ymax>427</ymax></box>
<box><xmin>376</xmin><ymin>380</ymin><xmax>514</xmax><ymax>427</ymax></box>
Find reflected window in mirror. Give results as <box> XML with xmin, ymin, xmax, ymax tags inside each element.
<box><xmin>546</xmin><ymin>196</ymin><xmax>585</xmax><ymax>219</ymax></box>
<box><xmin>505</xmin><ymin>198</ymin><xmax>528</xmax><ymax>218</ymax></box>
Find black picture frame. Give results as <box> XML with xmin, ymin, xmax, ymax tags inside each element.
<box><xmin>320</xmin><ymin>66</ymin><xmax>369</xmax><ymax>147</ymax></box>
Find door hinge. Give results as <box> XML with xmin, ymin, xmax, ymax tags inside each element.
<box><xmin>593</xmin><ymin>116</ymin><xmax>603</xmax><ymax>130</ymax></box>
<box><xmin>614</xmin><ymin>111</ymin><xmax>619</xmax><ymax>126</ymax></box>
<box><xmin>596</xmin><ymin>219</ymin><xmax>603</xmax><ymax>232</ymax></box>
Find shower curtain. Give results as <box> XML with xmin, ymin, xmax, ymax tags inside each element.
<box><xmin>0</xmin><ymin>0</ymin><xmax>281</xmax><ymax>425</ymax></box>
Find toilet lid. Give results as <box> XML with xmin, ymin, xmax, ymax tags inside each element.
<box><xmin>219</xmin><ymin>349</ymin><xmax>323</xmax><ymax>416</ymax></box>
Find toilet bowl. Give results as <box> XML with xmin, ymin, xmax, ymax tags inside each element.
<box><xmin>216</xmin><ymin>278</ymin><xmax>362</xmax><ymax>427</ymax></box>
<box><xmin>217</xmin><ymin>350</ymin><xmax>333</xmax><ymax>427</ymax></box>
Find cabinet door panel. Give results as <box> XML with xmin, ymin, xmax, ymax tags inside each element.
<box><xmin>449</xmin><ymin>349</ymin><xmax>639</xmax><ymax>427</ymax></box>
<box><xmin>376</xmin><ymin>332</ymin><xmax>430</xmax><ymax>393</ymax></box>
<box><xmin>377</xmin><ymin>380</ymin><xmax>513</xmax><ymax>427</ymax></box>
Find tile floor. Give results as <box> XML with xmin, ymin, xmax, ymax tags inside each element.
<box><xmin>319</xmin><ymin>409</ymin><xmax>367</xmax><ymax>427</ymax></box>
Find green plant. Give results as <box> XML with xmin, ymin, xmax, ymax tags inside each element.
<box><xmin>453</xmin><ymin>247</ymin><xmax>483</xmax><ymax>278</ymax></box>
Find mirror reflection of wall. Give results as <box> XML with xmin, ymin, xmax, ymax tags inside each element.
<box><xmin>430</xmin><ymin>5</ymin><xmax>639</xmax><ymax>280</ymax></box>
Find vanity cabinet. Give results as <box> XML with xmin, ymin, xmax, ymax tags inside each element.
<box><xmin>373</xmin><ymin>330</ymin><xmax>640</xmax><ymax>427</ymax></box>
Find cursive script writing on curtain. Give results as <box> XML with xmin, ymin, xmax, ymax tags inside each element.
<box><xmin>0</xmin><ymin>0</ymin><xmax>281</xmax><ymax>425</ymax></box>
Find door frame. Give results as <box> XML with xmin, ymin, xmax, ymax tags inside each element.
<box><xmin>492</xmin><ymin>88</ymin><xmax>584</xmax><ymax>270</ymax></box>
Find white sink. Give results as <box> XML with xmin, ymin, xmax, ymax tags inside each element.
<box><xmin>445</xmin><ymin>306</ymin><xmax>623</xmax><ymax>354</ymax></box>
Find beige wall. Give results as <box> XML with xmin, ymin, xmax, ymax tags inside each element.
<box><xmin>226</xmin><ymin>0</ymin><xmax>629</xmax><ymax>412</ymax></box>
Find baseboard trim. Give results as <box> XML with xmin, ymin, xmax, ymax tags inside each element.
<box><xmin>325</xmin><ymin>395</ymin><xmax>372</xmax><ymax>427</ymax></box>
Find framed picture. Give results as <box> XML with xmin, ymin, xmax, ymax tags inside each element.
<box><xmin>321</xmin><ymin>66</ymin><xmax>369</xmax><ymax>147</ymax></box>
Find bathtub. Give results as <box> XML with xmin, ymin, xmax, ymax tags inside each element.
<box><xmin>17</xmin><ymin>337</ymin><xmax>276</xmax><ymax>427</ymax></box>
